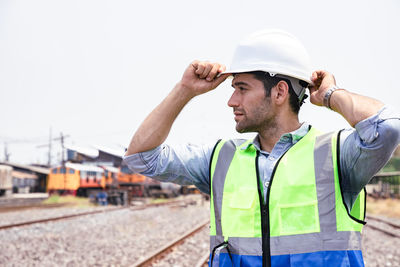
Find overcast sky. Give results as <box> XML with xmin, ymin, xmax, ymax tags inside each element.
<box><xmin>1</xmin><ymin>0</ymin><xmax>399</xmax><ymax>165</ymax></box>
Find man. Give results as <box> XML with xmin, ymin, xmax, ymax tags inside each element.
<box><xmin>124</xmin><ymin>29</ymin><xmax>400</xmax><ymax>266</ymax></box>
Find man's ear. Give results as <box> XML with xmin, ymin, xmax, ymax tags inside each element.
<box><xmin>274</xmin><ymin>80</ymin><xmax>289</xmax><ymax>105</ymax></box>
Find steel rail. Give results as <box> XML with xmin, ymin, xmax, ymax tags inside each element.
<box><xmin>366</xmin><ymin>215</ymin><xmax>400</xmax><ymax>238</ymax></box>
<box><xmin>0</xmin><ymin>198</ymin><xmax>191</xmax><ymax>231</ymax></box>
<box><xmin>366</xmin><ymin>215</ymin><xmax>400</xmax><ymax>229</ymax></box>
<box><xmin>0</xmin><ymin>206</ymin><xmax>127</xmax><ymax>230</ymax></box>
<box><xmin>195</xmin><ymin>251</ymin><xmax>210</xmax><ymax>267</ymax></box>
<box><xmin>132</xmin><ymin>220</ymin><xmax>210</xmax><ymax>267</ymax></box>
<box><xmin>0</xmin><ymin>202</ymin><xmax>71</xmax><ymax>212</ymax></box>
<box><xmin>130</xmin><ymin>199</ymin><xmax>192</xmax><ymax>211</ymax></box>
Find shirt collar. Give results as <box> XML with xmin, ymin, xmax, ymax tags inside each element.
<box><xmin>241</xmin><ymin>122</ymin><xmax>311</xmax><ymax>151</ymax></box>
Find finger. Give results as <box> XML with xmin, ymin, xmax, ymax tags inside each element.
<box><xmin>206</xmin><ymin>63</ymin><xmax>221</xmax><ymax>81</ymax></box>
<box><xmin>199</xmin><ymin>63</ymin><xmax>213</xmax><ymax>79</ymax></box>
<box><xmin>311</xmin><ymin>71</ymin><xmax>318</xmax><ymax>82</ymax></box>
<box><xmin>191</xmin><ymin>60</ymin><xmax>199</xmax><ymax>66</ymax></box>
<box><xmin>308</xmin><ymin>86</ymin><xmax>317</xmax><ymax>94</ymax></box>
<box><xmin>215</xmin><ymin>65</ymin><xmax>227</xmax><ymax>78</ymax></box>
<box><xmin>211</xmin><ymin>73</ymin><xmax>229</xmax><ymax>87</ymax></box>
<box><xmin>194</xmin><ymin>62</ymin><xmax>205</xmax><ymax>75</ymax></box>
<box><xmin>312</xmin><ymin>71</ymin><xmax>325</xmax><ymax>89</ymax></box>
<box><xmin>191</xmin><ymin>60</ymin><xmax>199</xmax><ymax>70</ymax></box>
<box><xmin>311</xmin><ymin>70</ymin><xmax>323</xmax><ymax>82</ymax></box>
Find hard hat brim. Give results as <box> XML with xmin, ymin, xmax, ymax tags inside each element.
<box><xmin>221</xmin><ymin>68</ymin><xmax>312</xmax><ymax>85</ymax></box>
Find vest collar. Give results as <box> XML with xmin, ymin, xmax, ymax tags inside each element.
<box><xmin>240</xmin><ymin>122</ymin><xmax>311</xmax><ymax>152</ymax></box>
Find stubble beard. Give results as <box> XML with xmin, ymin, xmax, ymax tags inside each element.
<box><xmin>235</xmin><ymin>115</ymin><xmax>277</xmax><ymax>134</ymax></box>
<box><xmin>235</xmin><ymin>99</ymin><xmax>276</xmax><ymax>134</ymax></box>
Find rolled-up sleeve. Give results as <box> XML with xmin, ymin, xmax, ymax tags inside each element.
<box><xmin>340</xmin><ymin>106</ymin><xmax>400</xmax><ymax>207</ymax></box>
<box><xmin>123</xmin><ymin>143</ymin><xmax>215</xmax><ymax>194</ymax></box>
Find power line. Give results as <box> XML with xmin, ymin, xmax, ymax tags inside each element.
<box><xmin>0</xmin><ymin>136</ymin><xmax>49</xmax><ymax>145</ymax></box>
<box><xmin>54</xmin><ymin>132</ymin><xmax>70</xmax><ymax>165</ymax></box>
<box><xmin>37</xmin><ymin>130</ymin><xmax>69</xmax><ymax>167</ymax></box>
<box><xmin>36</xmin><ymin>128</ymin><xmax>53</xmax><ymax>166</ymax></box>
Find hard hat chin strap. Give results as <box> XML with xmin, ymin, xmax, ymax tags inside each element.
<box><xmin>274</xmin><ymin>74</ymin><xmax>308</xmax><ymax>105</ymax></box>
<box><xmin>297</xmin><ymin>87</ymin><xmax>308</xmax><ymax>105</ymax></box>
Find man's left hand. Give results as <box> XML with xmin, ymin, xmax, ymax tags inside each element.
<box><xmin>308</xmin><ymin>70</ymin><xmax>337</xmax><ymax>107</ymax></box>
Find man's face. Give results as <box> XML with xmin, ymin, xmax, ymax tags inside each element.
<box><xmin>228</xmin><ymin>73</ymin><xmax>276</xmax><ymax>133</ymax></box>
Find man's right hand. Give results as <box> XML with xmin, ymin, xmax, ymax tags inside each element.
<box><xmin>179</xmin><ymin>60</ymin><xmax>230</xmax><ymax>97</ymax></box>
<box><xmin>126</xmin><ymin>60</ymin><xmax>229</xmax><ymax>155</ymax></box>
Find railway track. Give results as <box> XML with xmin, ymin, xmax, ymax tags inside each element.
<box><xmin>142</xmin><ymin>213</ymin><xmax>399</xmax><ymax>267</ymax></box>
<box><xmin>0</xmin><ymin>202</ymin><xmax>71</xmax><ymax>212</ymax></box>
<box><xmin>0</xmin><ymin>198</ymin><xmax>195</xmax><ymax>231</ymax></box>
<box><xmin>366</xmin><ymin>215</ymin><xmax>400</xmax><ymax>238</ymax></box>
<box><xmin>133</xmin><ymin>214</ymin><xmax>399</xmax><ymax>267</ymax></box>
<box><xmin>0</xmin><ymin>206</ymin><xmax>127</xmax><ymax>230</ymax></box>
<box><xmin>195</xmin><ymin>252</ymin><xmax>210</xmax><ymax>267</ymax></box>
<box><xmin>131</xmin><ymin>214</ymin><xmax>399</xmax><ymax>267</ymax></box>
<box><xmin>132</xmin><ymin>220</ymin><xmax>210</xmax><ymax>267</ymax></box>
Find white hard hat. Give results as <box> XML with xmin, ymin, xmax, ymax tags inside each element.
<box><xmin>223</xmin><ymin>29</ymin><xmax>312</xmax><ymax>85</ymax></box>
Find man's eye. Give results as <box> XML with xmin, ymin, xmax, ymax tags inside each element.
<box><xmin>239</xmin><ymin>87</ymin><xmax>247</xmax><ymax>91</ymax></box>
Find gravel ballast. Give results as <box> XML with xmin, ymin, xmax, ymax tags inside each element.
<box><xmin>0</xmin><ymin>196</ymin><xmax>209</xmax><ymax>266</ymax></box>
<box><xmin>0</xmin><ymin>196</ymin><xmax>399</xmax><ymax>266</ymax></box>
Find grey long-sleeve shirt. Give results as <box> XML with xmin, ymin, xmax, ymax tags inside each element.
<box><xmin>124</xmin><ymin>106</ymin><xmax>400</xmax><ymax>210</ymax></box>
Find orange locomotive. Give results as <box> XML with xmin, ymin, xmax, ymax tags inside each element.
<box><xmin>101</xmin><ymin>165</ymin><xmax>120</xmax><ymax>188</ymax></box>
<box><xmin>47</xmin><ymin>163</ymin><xmax>105</xmax><ymax>196</ymax></box>
<box><xmin>119</xmin><ymin>164</ymin><xmax>181</xmax><ymax>198</ymax></box>
<box><xmin>117</xmin><ymin>165</ymin><xmax>147</xmax><ymax>197</ymax></box>
<box><xmin>48</xmin><ymin>163</ymin><xmax>181</xmax><ymax>198</ymax></box>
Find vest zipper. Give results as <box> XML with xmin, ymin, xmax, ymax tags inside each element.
<box><xmin>255</xmin><ymin>152</ymin><xmax>269</xmax><ymax>267</ymax></box>
<box><xmin>256</xmin><ymin>150</ymin><xmax>288</xmax><ymax>267</ymax></box>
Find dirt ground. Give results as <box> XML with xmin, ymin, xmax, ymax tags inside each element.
<box><xmin>366</xmin><ymin>196</ymin><xmax>400</xmax><ymax>218</ymax></box>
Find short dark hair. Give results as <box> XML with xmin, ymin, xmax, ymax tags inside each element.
<box><xmin>250</xmin><ymin>71</ymin><xmax>304</xmax><ymax>114</ymax></box>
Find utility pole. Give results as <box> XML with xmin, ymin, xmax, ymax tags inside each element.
<box><xmin>37</xmin><ymin>128</ymin><xmax>69</xmax><ymax>167</ymax></box>
<box><xmin>36</xmin><ymin>127</ymin><xmax>54</xmax><ymax>167</ymax></box>
<box><xmin>54</xmin><ymin>132</ymin><xmax>68</xmax><ymax>165</ymax></box>
<box><xmin>4</xmin><ymin>142</ymin><xmax>10</xmax><ymax>162</ymax></box>
<box><xmin>53</xmin><ymin>132</ymin><xmax>69</xmax><ymax>190</ymax></box>
<box><xmin>48</xmin><ymin>127</ymin><xmax>52</xmax><ymax>166</ymax></box>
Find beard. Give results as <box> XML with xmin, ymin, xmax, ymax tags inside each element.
<box><xmin>234</xmin><ymin>98</ymin><xmax>277</xmax><ymax>134</ymax></box>
<box><xmin>235</xmin><ymin>114</ymin><xmax>277</xmax><ymax>133</ymax></box>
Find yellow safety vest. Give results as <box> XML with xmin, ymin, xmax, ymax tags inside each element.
<box><xmin>209</xmin><ymin>127</ymin><xmax>366</xmax><ymax>267</ymax></box>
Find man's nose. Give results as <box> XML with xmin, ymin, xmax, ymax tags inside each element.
<box><xmin>228</xmin><ymin>90</ymin><xmax>240</xmax><ymax>107</ymax></box>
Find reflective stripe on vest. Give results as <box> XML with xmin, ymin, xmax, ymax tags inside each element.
<box><xmin>209</xmin><ymin>128</ymin><xmax>365</xmax><ymax>266</ymax></box>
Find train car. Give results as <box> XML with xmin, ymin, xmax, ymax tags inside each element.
<box><xmin>48</xmin><ymin>162</ymin><xmax>183</xmax><ymax>199</ymax></box>
<box><xmin>118</xmin><ymin>165</ymin><xmax>146</xmax><ymax>185</ymax></box>
<box><xmin>0</xmin><ymin>165</ymin><xmax>13</xmax><ymax>196</ymax></box>
<box><xmin>118</xmin><ymin>164</ymin><xmax>147</xmax><ymax>197</ymax></box>
<box><xmin>366</xmin><ymin>172</ymin><xmax>400</xmax><ymax>198</ymax></box>
<box><xmin>180</xmin><ymin>185</ymin><xmax>201</xmax><ymax>195</ymax></box>
<box><xmin>144</xmin><ymin>177</ymin><xmax>181</xmax><ymax>198</ymax></box>
<box><xmin>100</xmin><ymin>165</ymin><xmax>119</xmax><ymax>188</ymax></box>
<box><xmin>117</xmin><ymin>164</ymin><xmax>181</xmax><ymax>198</ymax></box>
<box><xmin>11</xmin><ymin>171</ymin><xmax>38</xmax><ymax>193</ymax></box>
<box><xmin>47</xmin><ymin>163</ymin><xmax>105</xmax><ymax>196</ymax></box>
